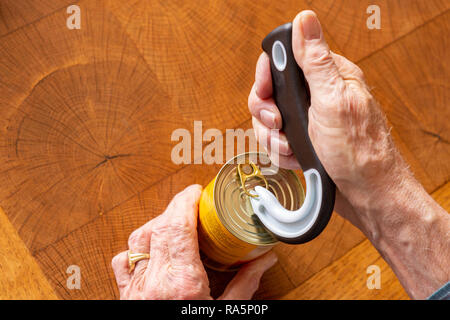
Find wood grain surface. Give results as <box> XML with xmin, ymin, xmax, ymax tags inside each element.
<box><xmin>0</xmin><ymin>0</ymin><xmax>448</xmax><ymax>299</ymax></box>
<box><xmin>0</xmin><ymin>208</ymin><xmax>57</xmax><ymax>299</ymax></box>
<box><xmin>0</xmin><ymin>0</ymin><xmax>75</xmax><ymax>36</ymax></box>
<box><xmin>311</xmin><ymin>0</ymin><xmax>450</xmax><ymax>61</ymax></box>
<box><xmin>282</xmin><ymin>239</ymin><xmax>410</xmax><ymax>300</ymax></box>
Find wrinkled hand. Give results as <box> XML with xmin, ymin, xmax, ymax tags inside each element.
<box><xmin>248</xmin><ymin>11</ymin><xmax>409</xmax><ymax>233</ymax></box>
<box><xmin>111</xmin><ymin>184</ymin><xmax>278</xmax><ymax>300</ymax></box>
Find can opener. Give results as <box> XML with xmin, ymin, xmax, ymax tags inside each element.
<box><xmin>250</xmin><ymin>23</ymin><xmax>336</xmax><ymax>244</ymax></box>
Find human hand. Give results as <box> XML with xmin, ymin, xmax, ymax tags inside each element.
<box><xmin>111</xmin><ymin>184</ymin><xmax>278</xmax><ymax>300</ymax></box>
<box><xmin>247</xmin><ymin>10</ymin><xmax>450</xmax><ymax>300</ymax></box>
<box><xmin>248</xmin><ymin>10</ymin><xmax>411</xmax><ymax>234</ymax></box>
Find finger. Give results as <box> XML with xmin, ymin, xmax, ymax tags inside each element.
<box><xmin>255</xmin><ymin>52</ymin><xmax>272</xmax><ymax>99</ymax></box>
<box><xmin>253</xmin><ymin>117</ymin><xmax>301</xmax><ymax>169</ymax></box>
<box><xmin>128</xmin><ymin>220</ymin><xmax>153</xmax><ymax>252</ymax></box>
<box><xmin>147</xmin><ymin>216</ymin><xmax>171</xmax><ymax>274</ymax></box>
<box><xmin>292</xmin><ymin>11</ymin><xmax>346</xmax><ymax>100</ymax></box>
<box><xmin>252</xmin><ymin>117</ymin><xmax>292</xmax><ymax>156</ymax></box>
<box><xmin>330</xmin><ymin>52</ymin><xmax>365</xmax><ymax>83</ymax></box>
<box><xmin>111</xmin><ymin>251</ymin><xmax>131</xmax><ymax>292</ymax></box>
<box><xmin>164</xmin><ymin>184</ymin><xmax>202</xmax><ymax>229</ymax></box>
<box><xmin>165</xmin><ymin>184</ymin><xmax>204</xmax><ymax>265</ymax></box>
<box><xmin>147</xmin><ymin>185</ymin><xmax>203</xmax><ymax>275</ymax></box>
<box><xmin>248</xmin><ymin>84</ymin><xmax>282</xmax><ymax>129</ymax></box>
<box><xmin>218</xmin><ymin>251</ymin><xmax>278</xmax><ymax>300</ymax></box>
<box><xmin>266</xmin><ymin>150</ymin><xmax>301</xmax><ymax>170</ymax></box>
<box><xmin>127</xmin><ymin>216</ymin><xmax>161</xmax><ymax>275</ymax></box>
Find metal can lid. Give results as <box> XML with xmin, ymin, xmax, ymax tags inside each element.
<box><xmin>214</xmin><ymin>152</ymin><xmax>305</xmax><ymax>246</ymax></box>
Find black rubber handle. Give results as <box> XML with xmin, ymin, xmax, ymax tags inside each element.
<box><xmin>261</xmin><ymin>22</ymin><xmax>335</xmax><ymax>244</ymax></box>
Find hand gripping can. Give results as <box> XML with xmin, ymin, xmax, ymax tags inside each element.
<box><xmin>198</xmin><ymin>152</ymin><xmax>305</xmax><ymax>271</ymax></box>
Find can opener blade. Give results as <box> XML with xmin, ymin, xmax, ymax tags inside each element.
<box><xmin>250</xmin><ymin>23</ymin><xmax>336</xmax><ymax>244</ymax></box>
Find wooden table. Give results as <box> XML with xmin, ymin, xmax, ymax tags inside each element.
<box><xmin>0</xmin><ymin>0</ymin><xmax>448</xmax><ymax>299</ymax></box>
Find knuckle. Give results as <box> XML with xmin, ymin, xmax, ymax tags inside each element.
<box><xmin>128</xmin><ymin>229</ymin><xmax>146</xmax><ymax>248</ymax></box>
<box><xmin>305</xmin><ymin>47</ymin><xmax>332</xmax><ymax>68</ymax></box>
<box><xmin>169</xmin><ymin>219</ymin><xmax>191</xmax><ymax>234</ymax></box>
<box><xmin>352</xmin><ymin>64</ymin><xmax>365</xmax><ymax>80</ymax></box>
<box><xmin>151</xmin><ymin>221</ymin><xmax>169</xmax><ymax>236</ymax></box>
<box><xmin>166</xmin><ymin>193</ymin><xmax>190</xmax><ymax>215</ymax></box>
<box><xmin>248</xmin><ymin>90</ymin><xmax>271</xmax><ymax>118</ymax></box>
<box><xmin>111</xmin><ymin>253</ymin><xmax>123</xmax><ymax>269</ymax></box>
<box><xmin>342</xmin><ymin>58</ymin><xmax>365</xmax><ymax>80</ymax></box>
<box><xmin>172</xmin><ymin>191</ymin><xmax>184</xmax><ymax>202</ymax></box>
<box><xmin>173</xmin><ymin>189</ymin><xmax>190</xmax><ymax>203</ymax></box>
<box><xmin>152</xmin><ymin>221</ymin><xmax>175</xmax><ymax>239</ymax></box>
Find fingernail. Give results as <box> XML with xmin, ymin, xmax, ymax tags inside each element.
<box><xmin>301</xmin><ymin>13</ymin><xmax>321</xmax><ymax>40</ymax></box>
<box><xmin>260</xmin><ymin>110</ymin><xmax>276</xmax><ymax>128</ymax></box>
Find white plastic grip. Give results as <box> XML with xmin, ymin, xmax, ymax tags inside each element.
<box><xmin>250</xmin><ymin>168</ymin><xmax>322</xmax><ymax>239</ymax></box>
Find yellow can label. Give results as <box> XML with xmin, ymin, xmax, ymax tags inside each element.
<box><xmin>198</xmin><ymin>177</ymin><xmax>257</xmax><ymax>267</ymax></box>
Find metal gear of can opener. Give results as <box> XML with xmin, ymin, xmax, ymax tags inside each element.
<box><xmin>249</xmin><ymin>22</ymin><xmax>336</xmax><ymax>244</ymax></box>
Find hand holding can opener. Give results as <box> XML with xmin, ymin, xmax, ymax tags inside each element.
<box><xmin>250</xmin><ymin>23</ymin><xmax>336</xmax><ymax>244</ymax></box>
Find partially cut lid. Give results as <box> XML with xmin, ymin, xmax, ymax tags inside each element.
<box><xmin>214</xmin><ymin>152</ymin><xmax>305</xmax><ymax>245</ymax></box>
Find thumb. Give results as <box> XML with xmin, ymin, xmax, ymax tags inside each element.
<box><xmin>292</xmin><ymin>10</ymin><xmax>345</xmax><ymax>99</ymax></box>
<box><xmin>218</xmin><ymin>251</ymin><xmax>278</xmax><ymax>300</ymax></box>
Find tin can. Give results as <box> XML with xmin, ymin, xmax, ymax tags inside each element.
<box><xmin>198</xmin><ymin>152</ymin><xmax>305</xmax><ymax>271</ymax></box>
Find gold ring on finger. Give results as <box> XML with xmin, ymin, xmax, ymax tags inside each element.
<box><xmin>128</xmin><ymin>251</ymin><xmax>150</xmax><ymax>273</ymax></box>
